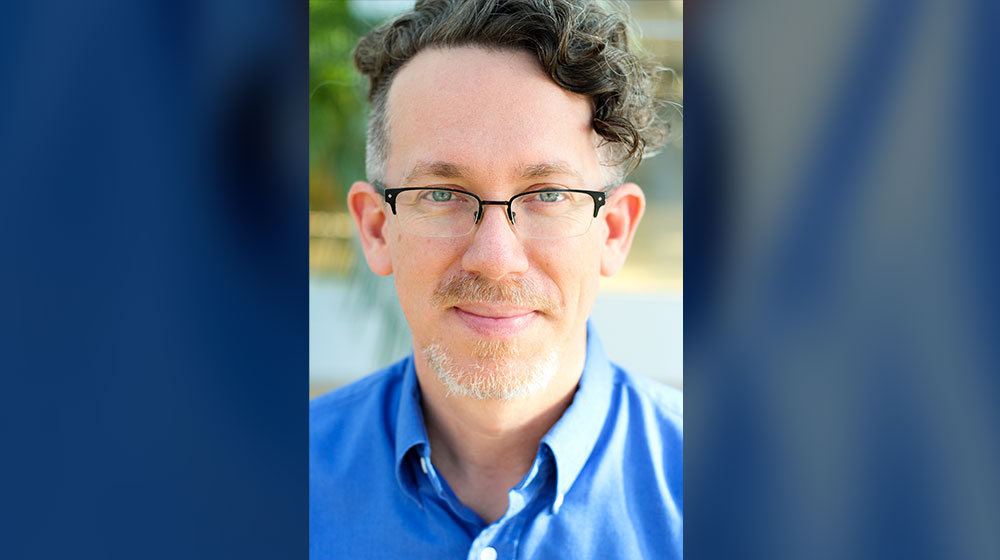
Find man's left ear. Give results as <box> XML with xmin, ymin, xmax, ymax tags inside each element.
<box><xmin>599</xmin><ymin>182</ymin><xmax>645</xmax><ymax>277</ymax></box>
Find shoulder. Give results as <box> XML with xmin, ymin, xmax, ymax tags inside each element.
<box><xmin>310</xmin><ymin>359</ymin><xmax>415</xmax><ymax>554</ymax></box>
<box><xmin>606</xmin><ymin>364</ymin><xmax>684</xmax><ymax>515</ymax></box>
<box><xmin>310</xmin><ymin>358</ymin><xmax>409</xmax><ymax>452</ymax></box>
<box><xmin>611</xmin><ymin>363</ymin><xmax>683</xmax><ymax>436</ymax></box>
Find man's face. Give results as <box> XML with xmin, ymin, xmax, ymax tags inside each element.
<box><xmin>373</xmin><ymin>47</ymin><xmax>627</xmax><ymax>397</ymax></box>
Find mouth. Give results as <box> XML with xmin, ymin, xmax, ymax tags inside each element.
<box><xmin>451</xmin><ymin>304</ymin><xmax>538</xmax><ymax>337</ymax></box>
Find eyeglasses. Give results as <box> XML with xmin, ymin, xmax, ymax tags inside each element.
<box><xmin>378</xmin><ymin>185</ymin><xmax>608</xmax><ymax>239</ymax></box>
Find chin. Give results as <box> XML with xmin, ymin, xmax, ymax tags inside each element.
<box><xmin>422</xmin><ymin>343</ymin><xmax>558</xmax><ymax>401</ymax></box>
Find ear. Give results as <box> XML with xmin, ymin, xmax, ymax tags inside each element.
<box><xmin>599</xmin><ymin>182</ymin><xmax>645</xmax><ymax>277</ymax></box>
<box><xmin>347</xmin><ymin>181</ymin><xmax>393</xmax><ymax>276</ymax></box>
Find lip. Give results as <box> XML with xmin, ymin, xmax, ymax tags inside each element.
<box><xmin>452</xmin><ymin>305</ymin><xmax>537</xmax><ymax>337</ymax></box>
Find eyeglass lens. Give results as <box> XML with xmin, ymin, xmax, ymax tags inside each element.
<box><xmin>392</xmin><ymin>188</ymin><xmax>596</xmax><ymax>239</ymax></box>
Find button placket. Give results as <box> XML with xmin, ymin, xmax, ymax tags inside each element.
<box><xmin>468</xmin><ymin>523</ymin><xmax>502</xmax><ymax>560</ymax></box>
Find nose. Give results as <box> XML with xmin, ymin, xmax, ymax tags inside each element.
<box><xmin>460</xmin><ymin>204</ymin><xmax>529</xmax><ymax>281</ymax></box>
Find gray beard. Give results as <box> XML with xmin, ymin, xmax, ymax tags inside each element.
<box><xmin>422</xmin><ymin>341</ymin><xmax>558</xmax><ymax>401</ymax></box>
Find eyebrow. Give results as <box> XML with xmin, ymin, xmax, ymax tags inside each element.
<box><xmin>519</xmin><ymin>160</ymin><xmax>584</xmax><ymax>182</ymax></box>
<box><xmin>402</xmin><ymin>161</ymin><xmax>469</xmax><ymax>186</ymax></box>
<box><xmin>400</xmin><ymin>159</ymin><xmax>585</xmax><ymax>186</ymax></box>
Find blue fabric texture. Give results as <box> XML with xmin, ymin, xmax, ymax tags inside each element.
<box><xmin>310</xmin><ymin>321</ymin><xmax>682</xmax><ymax>559</ymax></box>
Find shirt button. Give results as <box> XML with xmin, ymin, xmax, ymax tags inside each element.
<box><xmin>480</xmin><ymin>546</ymin><xmax>497</xmax><ymax>560</ymax></box>
<box><xmin>552</xmin><ymin>493</ymin><xmax>564</xmax><ymax>513</ymax></box>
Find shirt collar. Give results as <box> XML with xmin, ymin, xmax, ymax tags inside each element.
<box><xmin>541</xmin><ymin>319</ymin><xmax>615</xmax><ymax>509</ymax></box>
<box><xmin>392</xmin><ymin>320</ymin><xmax>616</xmax><ymax>509</ymax></box>
<box><xmin>394</xmin><ymin>353</ymin><xmax>429</xmax><ymax>507</ymax></box>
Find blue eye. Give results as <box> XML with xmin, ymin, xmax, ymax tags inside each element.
<box><xmin>429</xmin><ymin>190</ymin><xmax>453</xmax><ymax>202</ymax></box>
<box><xmin>537</xmin><ymin>191</ymin><xmax>564</xmax><ymax>202</ymax></box>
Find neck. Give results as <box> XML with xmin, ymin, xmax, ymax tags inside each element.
<box><xmin>414</xmin><ymin>332</ymin><xmax>586</xmax><ymax>523</ymax></box>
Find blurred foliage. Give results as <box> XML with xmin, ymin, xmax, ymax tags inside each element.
<box><xmin>309</xmin><ymin>1</ymin><xmax>414</xmax><ymax>362</ymax></box>
<box><xmin>309</xmin><ymin>1</ymin><xmax>371</xmax><ymax>214</ymax></box>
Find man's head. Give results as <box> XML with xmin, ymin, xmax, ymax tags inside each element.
<box><xmin>348</xmin><ymin>0</ymin><xmax>664</xmax><ymax>401</ymax></box>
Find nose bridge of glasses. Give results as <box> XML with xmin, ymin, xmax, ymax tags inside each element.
<box><xmin>476</xmin><ymin>200</ymin><xmax>514</xmax><ymax>225</ymax></box>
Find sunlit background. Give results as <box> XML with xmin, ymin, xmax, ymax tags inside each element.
<box><xmin>309</xmin><ymin>0</ymin><xmax>683</xmax><ymax>397</ymax></box>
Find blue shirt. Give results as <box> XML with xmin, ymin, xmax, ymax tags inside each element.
<box><xmin>310</xmin><ymin>322</ymin><xmax>683</xmax><ymax>559</ymax></box>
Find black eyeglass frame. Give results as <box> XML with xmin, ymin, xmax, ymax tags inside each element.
<box><xmin>376</xmin><ymin>185</ymin><xmax>608</xmax><ymax>226</ymax></box>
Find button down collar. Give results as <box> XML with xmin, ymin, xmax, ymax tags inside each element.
<box><xmin>393</xmin><ymin>320</ymin><xmax>616</xmax><ymax>513</ymax></box>
<box><xmin>393</xmin><ymin>354</ymin><xmax>430</xmax><ymax>507</ymax></box>
<box><xmin>541</xmin><ymin>320</ymin><xmax>616</xmax><ymax>511</ymax></box>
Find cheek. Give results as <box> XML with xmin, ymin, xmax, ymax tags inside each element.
<box><xmin>390</xmin><ymin>236</ymin><xmax>466</xmax><ymax>310</ymax></box>
<box><xmin>529</xmin><ymin>238</ymin><xmax>603</xmax><ymax>306</ymax></box>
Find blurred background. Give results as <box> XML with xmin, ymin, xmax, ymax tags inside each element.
<box><xmin>6</xmin><ymin>0</ymin><xmax>1000</xmax><ymax>557</ymax></box>
<box><xmin>309</xmin><ymin>0</ymin><xmax>684</xmax><ymax>397</ymax></box>
<box><xmin>683</xmin><ymin>1</ymin><xmax>1000</xmax><ymax>558</ymax></box>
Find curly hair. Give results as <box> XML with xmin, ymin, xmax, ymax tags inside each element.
<box><xmin>353</xmin><ymin>0</ymin><xmax>667</xmax><ymax>184</ymax></box>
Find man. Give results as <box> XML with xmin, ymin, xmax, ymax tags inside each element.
<box><xmin>310</xmin><ymin>1</ymin><xmax>681</xmax><ymax>558</ymax></box>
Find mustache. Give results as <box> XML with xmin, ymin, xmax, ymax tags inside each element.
<box><xmin>431</xmin><ymin>273</ymin><xmax>559</xmax><ymax>314</ymax></box>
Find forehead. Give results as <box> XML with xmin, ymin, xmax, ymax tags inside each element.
<box><xmin>385</xmin><ymin>46</ymin><xmax>602</xmax><ymax>187</ymax></box>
